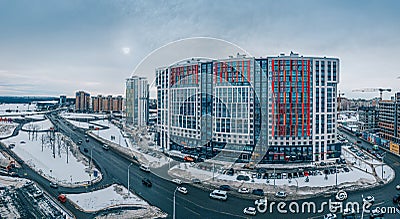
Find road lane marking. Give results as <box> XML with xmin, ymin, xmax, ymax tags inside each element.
<box><xmin>184</xmin><ymin>206</ymin><xmax>201</xmax><ymax>216</ymax></box>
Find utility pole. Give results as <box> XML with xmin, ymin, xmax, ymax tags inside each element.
<box><xmin>127</xmin><ymin>163</ymin><xmax>133</xmax><ymax>196</ymax></box>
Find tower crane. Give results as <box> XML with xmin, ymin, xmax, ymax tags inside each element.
<box><xmin>351</xmin><ymin>88</ymin><xmax>392</xmax><ymax>100</ymax></box>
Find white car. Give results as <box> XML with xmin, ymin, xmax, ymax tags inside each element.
<box><xmin>363</xmin><ymin>195</ymin><xmax>375</xmax><ymax>204</ymax></box>
<box><xmin>254</xmin><ymin>198</ymin><xmax>267</xmax><ymax>206</ymax></box>
<box><xmin>238</xmin><ymin>187</ymin><xmax>250</xmax><ymax>194</ymax></box>
<box><xmin>33</xmin><ymin>190</ymin><xmax>43</xmax><ymax>198</ymax></box>
<box><xmin>243</xmin><ymin>207</ymin><xmax>257</xmax><ymax>215</ymax></box>
<box><xmin>172</xmin><ymin>179</ymin><xmax>182</xmax><ymax>185</ymax></box>
<box><xmin>275</xmin><ymin>191</ymin><xmax>287</xmax><ymax>198</ymax></box>
<box><xmin>396</xmin><ymin>184</ymin><xmax>400</xmax><ymax>190</ymax></box>
<box><xmin>324</xmin><ymin>213</ymin><xmax>337</xmax><ymax>219</ymax></box>
<box><xmin>335</xmin><ymin>190</ymin><xmax>347</xmax><ymax>201</ymax></box>
<box><xmin>177</xmin><ymin>186</ymin><xmax>188</xmax><ymax>194</ymax></box>
<box><xmin>329</xmin><ymin>202</ymin><xmax>342</xmax><ymax>213</ymax></box>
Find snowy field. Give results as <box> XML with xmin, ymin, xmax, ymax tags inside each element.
<box><xmin>68</xmin><ymin>184</ymin><xmax>147</xmax><ymax>211</ymax></box>
<box><xmin>22</xmin><ymin>119</ymin><xmax>54</xmax><ymax>131</ymax></box>
<box><xmin>2</xmin><ymin>131</ymin><xmax>100</xmax><ymax>185</ymax></box>
<box><xmin>66</xmin><ymin>119</ymin><xmax>101</xmax><ymax>130</ymax></box>
<box><xmin>0</xmin><ymin>103</ymin><xmax>37</xmax><ymax>114</ymax></box>
<box><xmin>61</xmin><ymin>112</ymin><xmax>107</xmax><ymax>120</ymax></box>
<box><xmin>0</xmin><ymin>175</ymin><xmax>29</xmax><ymax>188</ymax></box>
<box><xmin>375</xmin><ymin>165</ymin><xmax>394</xmax><ymax>181</ymax></box>
<box><xmin>0</xmin><ymin>122</ymin><xmax>18</xmax><ymax>138</ymax></box>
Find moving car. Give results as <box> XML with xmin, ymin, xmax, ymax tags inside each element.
<box><xmin>275</xmin><ymin>191</ymin><xmax>287</xmax><ymax>198</ymax></box>
<box><xmin>77</xmin><ymin>140</ymin><xmax>82</xmax><ymax>145</ymax></box>
<box><xmin>396</xmin><ymin>184</ymin><xmax>400</xmax><ymax>190</ymax></box>
<box><xmin>142</xmin><ymin>178</ymin><xmax>152</xmax><ymax>187</ymax></box>
<box><xmin>85</xmin><ymin>138</ymin><xmax>89</xmax><ymax>142</ymax></box>
<box><xmin>243</xmin><ymin>207</ymin><xmax>257</xmax><ymax>215</ymax></box>
<box><xmin>393</xmin><ymin>194</ymin><xmax>400</xmax><ymax>203</ymax></box>
<box><xmin>140</xmin><ymin>165</ymin><xmax>150</xmax><ymax>172</ymax></box>
<box><xmin>58</xmin><ymin>194</ymin><xmax>67</xmax><ymax>203</ymax></box>
<box><xmin>238</xmin><ymin>187</ymin><xmax>250</xmax><ymax>194</ymax></box>
<box><xmin>50</xmin><ymin>182</ymin><xmax>58</xmax><ymax>189</ymax></box>
<box><xmin>177</xmin><ymin>186</ymin><xmax>188</xmax><ymax>194</ymax></box>
<box><xmin>172</xmin><ymin>179</ymin><xmax>182</xmax><ymax>185</ymax></box>
<box><xmin>324</xmin><ymin>213</ymin><xmax>337</xmax><ymax>219</ymax></box>
<box><xmin>102</xmin><ymin>144</ymin><xmax>110</xmax><ymax>150</ymax></box>
<box><xmin>255</xmin><ymin>198</ymin><xmax>266</xmax><ymax>206</ymax></box>
<box><xmin>370</xmin><ymin>208</ymin><xmax>384</xmax><ymax>218</ymax></box>
<box><xmin>363</xmin><ymin>195</ymin><xmax>375</xmax><ymax>204</ymax></box>
<box><xmin>191</xmin><ymin>178</ymin><xmax>201</xmax><ymax>184</ymax></box>
<box><xmin>209</xmin><ymin>190</ymin><xmax>227</xmax><ymax>201</ymax></box>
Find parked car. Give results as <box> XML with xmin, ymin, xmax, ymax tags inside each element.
<box><xmin>77</xmin><ymin>140</ymin><xmax>82</xmax><ymax>145</ymax></box>
<box><xmin>393</xmin><ymin>194</ymin><xmax>400</xmax><ymax>203</ymax></box>
<box><xmin>85</xmin><ymin>138</ymin><xmax>89</xmax><ymax>142</ymax></box>
<box><xmin>275</xmin><ymin>191</ymin><xmax>287</xmax><ymax>198</ymax></box>
<box><xmin>142</xmin><ymin>178</ymin><xmax>152</xmax><ymax>187</ymax></box>
<box><xmin>219</xmin><ymin>185</ymin><xmax>231</xmax><ymax>191</ymax></box>
<box><xmin>243</xmin><ymin>207</ymin><xmax>257</xmax><ymax>215</ymax></box>
<box><xmin>50</xmin><ymin>182</ymin><xmax>58</xmax><ymax>189</ymax></box>
<box><xmin>396</xmin><ymin>184</ymin><xmax>400</xmax><ymax>190</ymax></box>
<box><xmin>252</xmin><ymin>189</ymin><xmax>264</xmax><ymax>196</ymax></box>
<box><xmin>255</xmin><ymin>198</ymin><xmax>266</xmax><ymax>206</ymax></box>
<box><xmin>177</xmin><ymin>186</ymin><xmax>188</xmax><ymax>194</ymax></box>
<box><xmin>191</xmin><ymin>178</ymin><xmax>201</xmax><ymax>184</ymax></box>
<box><xmin>238</xmin><ymin>187</ymin><xmax>250</xmax><ymax>194</ymax></box>
<box><xmin>83</xmin><ymin>148</ymin><xmax>88</xmax><ymax>153</ymax></box>
<box><xmin>33</xmin><ymin>190</ymin><xmax>43</xmax><ymax>198</ymax></box>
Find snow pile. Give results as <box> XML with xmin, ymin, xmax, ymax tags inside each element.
<box><xmin>68</xmin><ymin>184</ymin><xmax>150</xmax><ymax>212</ymax></box>
<box><xmin>61</xmin><ymin>112</ymin><xmax>107</xmax><ymax>120</ymax></box>
<box><xmin>0</xmin><ymin>122</ymin><xmax>18</xmax><ymax>138</ymax></box>
<box><xmin>92</xmin><ymin>121</ymin><xmax>129</xmax><ymax>148</ymax></box>
<box><xmin>1</xmin><ymin>131</ymin><xmax>100</xmax><ymax>185</ymax></box>
<box><xmin>0</xmin><ymin>175</ymin><xmax>29</xmax><ymax>188</ymax></box>
<box><xmin>95</xmin><ymin>207</ymin><xmax>167</xmax><ymax>219</ymax></box>
<box><xmin>22</xmin><ymin>119</ymin><xmax>54</xmax><ymax>131</ymax></box>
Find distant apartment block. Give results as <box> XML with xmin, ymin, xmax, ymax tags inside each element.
<box><xmin>378</xmin><ymin>92</ymin><xmax>400</xmax><ymax>143</ymax></box>
<box><xmin>125</xmin><ymin>76</ymin><xmax>149</xmax><ymax>126</ymax></box>
<box><xmin>91</xmin><ymin>95</ymin><xmax>123</xmax><ymax>113</ymax></box>
<box><xmin>75</xmin><ymin>91</ymin><xmax>90</xmax><ymax>112</ymax></box>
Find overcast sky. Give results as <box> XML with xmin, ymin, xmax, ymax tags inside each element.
<box><xmin>1</xmin><ymin>0</ymin><xmax>399</xmax><ymax>99</ymax></box>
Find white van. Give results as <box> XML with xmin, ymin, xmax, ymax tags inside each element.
<box><xmin>209</xmin><ymin>190</ymin><xmax>228</xmax><ymax>201</ymax></box>
<box><xmin>140</xmin><ymin>164</ymin><xmax>150</xmax><ymax>172</ymax></box>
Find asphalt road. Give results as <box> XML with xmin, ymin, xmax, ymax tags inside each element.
<box><xmin>5</xmin><ymin>113</ymin><xmax>400</xmax><ymax>219</ymax></box>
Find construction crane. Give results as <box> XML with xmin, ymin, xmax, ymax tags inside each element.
<box><xmin>352</xmin><ymin>88</ymin><xmax>392</xmax><ymax>100</ymax></box>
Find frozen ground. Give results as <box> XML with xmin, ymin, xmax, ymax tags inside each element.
<box><xmin>375</xmin><ymin>165</ymin><xmax>394</xmax><ymax>181</ymax></box>
<box><xmin>67</xmin><ymin>184</ymin><xmax>166</xmax><ymax>218</ymax></box>
<box><xmin>0</xmin><ymin>175</ymin><xmax>29</xmax><ymax>188</ymax></box>
<box><xmin>22</xmin><ymin>119</ymin><xmax>54</xmax><ymax>131</ymax></box>
<box><xmin>67</xmin><ymin>119</ymin><xmax>101</xmax><ymax>130</ymax></box>
<box><xmin>0</xmin><ymin>122</ymin><xmax>18</xmax><ymax>138</ymax></box>
<box><xmin>92</xmin><ymin>121</ymin><xmax>129</xmax><ymax>148</ymax></box>
<box><xmin>0</xmin><ymin>103</ymin><xmax>37</xmax><ymax>114</ymax></box>
<box><xmin>61</xmin><ymin>112</ymin><xmax>107</xmax><ymax>120</ymax></box>
<box><xmin>2</xmin><ymin>131</ymin><xmax>100</xmax><ymax>185</ymax></box>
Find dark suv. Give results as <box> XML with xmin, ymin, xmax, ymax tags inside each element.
<box><xmin>142</xmin><ymin>178</ymin><xmax>152</xmax><ymax>187</ymax></box>
<box><xmin>252</xmin><ymin>189</ymin><xmax>264</xmax><ymax>196</ymax></box>
<box><xmin>219</xmin><ymin>185</ymin><xmax>231</xmax><ymax>191</ymax></box>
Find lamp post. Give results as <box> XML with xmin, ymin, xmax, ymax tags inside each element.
<box><xmin>173</xmin><ymin>187</ymin><xmax>178</xmax><ymax>219</ymax></box>
<box><xmin>127</xmin><ymin>163</ymin><xmax>133</xmax><ymax>196</ymax></box>
<box><xmin>381</xmin><ymin>152</ymin><xmax>386</xmax><ymax>181</ymax></box>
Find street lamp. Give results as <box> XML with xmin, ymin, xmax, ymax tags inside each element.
<box><xmin>173</xmin><ymin>187</ymin><xmax>178</xmax><ymax>219</ymax></box>
<box><xmin>127</xmin><ymin>163</ymin><xmax>133</xmax><ymax>196</ymax></box>
<box><xmin>381</xmin><ymin>152</ymin><xmax>386</xmax><ymax>181</ymax></box>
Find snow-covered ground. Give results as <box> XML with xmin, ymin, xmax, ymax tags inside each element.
<box><xmin>25</xmin><ymin>114</ymin><xmax>45</xmax><ymax>120</ymax></box>
<box><xmin>0</xmin><ymin>122</ymin><xmax>18</xmax><ymax>138</ymax></box>
<box><xmin>23</xmin><ymin>119</ymin><xmax>54</xmax><ymax>131</ymax></box>
<box><xmin>0</xmin><ymin>175</ymin><xmax>29</xmax><ymax>188</ymax></box>
<box><xmin>61</xmin><ymin>112</ymin><xmax>107</xmax><ymax>120</ymax></box>
<box><xmin>0</xmin><ymin>103</ymin><xmax>37</xmax><ymax>114</ymax></box>
<box><xmin>1</xmin><ymin>131</ymin><xmax>100</xmax><ymax>185</ymax></box>
<box><xmin>67</xmin><ymin>184</ymin><xmax>166</xmax><ymax>218</ymax></box>
<box><xmin>92</xmin><ymin>121</ymin><xmax>129</xmax><ymax>148</ymax></box>
<box><xmin>375</xmin><ymin>165</ymin><xmax>394</xmax><ymax>181</ymax></box>
<box><xmin>66</xmin><ymin>119</ymin><xmax>101</xmax><ymax>130</ymax></box>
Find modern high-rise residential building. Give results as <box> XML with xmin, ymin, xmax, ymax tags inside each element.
<box><xmin>75</xmin><ymin>91</ymin><xmax>90</xmax><ymax>112</ymax></box>
<box><xmin>378</xmin><ymin>92</ymin><xmax>400</xmax><ymax>144</ymax></box>
<box><xmin>156</xmin><ymin>52</ymin><xmax>340</xmax><ymax>163</ymax></box>
<box><xmin>358</xmin><ymin>106</ymin><xmax>378</xmax><ymax>132</ymax></box>
<box><xmin>126</xmin><ymin>76</ymin><xmax>149</xmax><ymax>126</ymax></box>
